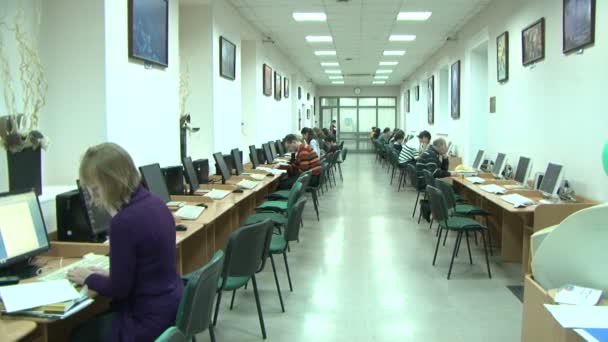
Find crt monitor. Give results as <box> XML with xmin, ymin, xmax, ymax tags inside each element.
<box><xmin>182</xmin><ymin>157</ymin><xmax>200</xmax><ymax>195</ymax></box>
<box><xmin>262</xmin><ymin>143</ymin><xmax>274</xmax><ymax>163</ymax></box>
<box><xmin>231</xmin><ymin>148</ymin><xmax>244</xmax><ymax>175</ymax></box>
<box><xmin>539</xmin><ymin>163</ymin><xmax>565</xmax><ymax>197</ymax></box>
<box><xmin>249</xmin><ymin>145</ymin><xmax>260</xmax><ymax>169</ymax></box>
<box><xmin>213</xmin><ymin>152</ymin><xmax>232</xmax><ymax>184</ymax></box>
<box><xmin>276</xmin><ymin>140</ymin><xmax>286</xmax><ymax>156</ymax></box>
<box><xmin>76</xmin><ymin>180</ymin><xmax>111</xmax><ymax>238</ymax></box>
<box><xmin>472</xmin><ymin>150</ymin><xmax>485</xmax><ymax>170</ymax></box>
<box><xmin>514</xmin><ymin>157</ymin><xmax>533</xmax><ymax>184</ymax></box>
<box><xmin>0</xmin><ymin>190</ymin><xmax>50</xmax><ymax>276</ymax></box>
<box><xmin>492</xmin><ymin>153</ymin><xmax>507</xmax><ymax>178</ymax></box>
<box><xmin>139</xmin><ymin>164</ymin><xmax>171</xmax><ymax>203</ymax></box>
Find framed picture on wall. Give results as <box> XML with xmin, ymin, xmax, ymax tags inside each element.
<box><xmin>405</xmin><ymin>90</ymin><xmax>410</xmax><ymax>113</ymax></box>
<box><xmin>274</xmin><ymin>72</ymin><xmax>282</xmax><ymax>100</ymax></box>
<box><xmin>128</xmin><ymin>0</ymin><xmax>169</xmax><ymax>67</ymax></box>
<box><xmin>563</xmin><ymin>0</ymin><xmax>596</xmax><ymax>54</ymax></box>
<box><xmin>450</xmin><ymin>60</ymin><xmax>461</xmax><ymax>119</ymax></box>
<box><xmin>496</xmin><ymin>31</ymin><xmax>509</xmax><ymax>82</ymax></box>
<box><xmin>427</xmin><ymin>76</ymin><xmax>434</xmax><ymax>125</ymax></box>
<box><xmin>414</xmin><ymin>85</ymin><xmax>420</xmax><ymax>101</ymax></box>
<box><xmin>298</xmin><ymin>87</ymin><xmax>302</xmax><ymax>100</ymax></box>
<box><xmin>522</xmin><ymin>18</ymin><xmax>545</xmax><ymax>66</ymax></box>
<box><xmin>307</xmin><ymin>92</ymin><xmax>311</xmax><ymax>101</ymax></box>
<box><xmin>306</xmin><ymin>109</ymin><xmax>310</xmax><ymax>119</ymax></box>
<box><xmin>263</xmin><ymin>64</ymin><xmax>272</xmax><ymax>96</ymax></box>
<box><xmin>219</xmin><ymin>36</ymin><xmax>236</xmax><ymax>80</ymax></box>
<box><xmin>283</xmin><ymin>78</ymin><xmax>290</xmax><ymax>98</ymax></box>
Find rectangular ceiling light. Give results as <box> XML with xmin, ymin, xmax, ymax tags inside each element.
<box><xmin>397</xmin><ymin>12</ymin><xmax>432</xmax><ymax>21</ymax></box>
<box><xmin>331</xmin><ymin>81</ymin><xmax>345</xmax><ymax>84</ymax></box>
<box><xmin>380</xmin><ymin>61</ymin><xmax>399</xmax><ymax>66</ymax></box>
<box><xmin>315</xmin><ymin>50</ymin><xmax>337</xmax><ymax>56</ymax></box>
<box><xmin>374</xmin><ymin>75</ymin><xmax>389</xmax><ymax>79</ymax></box>
<box><xmin>389</xmin><ymin>34</ymin><xmax>417</xmax><ymax>41</ymax></box>
<box><xmin>376</xmin><ymin>69</ymin><xmax>393</xmax><ymax>74</ymax></box>
<box><xmin>328</xmin><ymin>75</ymin><xmax>343</xmax><ymax>79</ymax></box>
<box><xmin>293</xmin><ymin>12</ymin><xmax>327</xmax><ymax>22</ymax></box>
<box><xmin>383</xmin><ymin>50</ymin><xmax>406</xmax><ymax>56</ymax></box>
<box><xmin>321</xmin><ymin>62</ymin><xmax>339</xmax><ymax>67</ymax></box>
<box><xmin>325</xmin><ymin>69</ymin><xmax>342</xmax><ymax>74</ymax></box>
<box><xmin>306</xmin><ymin>36</ymin><xmax>333</xmax><ymax>42</ymax></box>
<box><xmin>372</xmin><ymin>81</ymin><xmax>386</xmax><ymax>85</ymax></box>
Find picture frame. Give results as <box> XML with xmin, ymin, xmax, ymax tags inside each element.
<box><xmin>490</xmin><ymin>97</ymin><xmax>497</xmax><ymax>113</ymax></box>
<box><xmin>306</xmin><ymin>109</ymin><xmax>310</xmax><ymax>119</ymax></box>
<box><xmin>298</xmin><ymin>87</ymin><xmax>302</xmax><ymax>100</ymax></box>
<box><xmin>496</xmin><ymin>31</ymin><xmax>509</xmax><ymax>82</ymax></box>
<box><xmin>274</xmin><ymin>72</ymin><xmax>282</xmax><ymax>101</ymax></box>
<box><xmin>263</xmin><ymin>64</ymin><xmax>272</xmax><ymax>96</ymax></box>
<box><xmin>450</xmin><ymin>60</ymin><xmax>461</xmax><ymax>120</ymax></box>
<box><xmin>307</xmin><ymin>92</ymin><xmax>311</xmax><ymax>101</ymax></box>
<box><xmin>427</xmin><ymin>76</ymin><xmax>434</xmax><ymax>125</ymax></box>
<box><xmin>283</xmin><ymin>78</ymin><xmax>289</xmax><ymax>98</ymax></box>
<box><xmin>405</xmin><ymin>90</ymin><xmax>410</xmax><ymax>113</ymax></box>
<box><xmin>522</xmin><ymin>18</ymin><xmax>545</xmax><ymax>66</ymax></box>
<box><xmin>563</xmin><ymin>0</ymin><xmax>596</xmax><ymax>54</ymax></box>
<box><xmin>128</xmin><ymin>0</ymin><xmax>169</xmax><ymax>67</ymax></box>
<box><xmin>219</xmin><ymin>36</ymin><xmax>236</xmax><ymax>80</ymax></box>
<box><xmin>415</xmin><ymin>85</ymin><xmax>420</xmax><ymax>101</ymax></box>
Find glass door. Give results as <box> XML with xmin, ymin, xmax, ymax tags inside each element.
<box><xmin>339</xmin><ymin>108</ymin><xmax>357</xmax><ymax>152</ymax></box>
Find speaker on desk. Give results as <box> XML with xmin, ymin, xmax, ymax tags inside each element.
<box><xmin>192</xmin><ymin>159</ymin><xmax>209</xmax><ymax>184</ymax></box>
<box><xmin>162</xmin><ymin>166</ymin><xmax>185</xmax><ymax>195</ymax></box>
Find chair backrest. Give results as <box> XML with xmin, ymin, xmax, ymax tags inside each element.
<box><xmin>284</xmin><ymin>198</ymin><xmax>307</xmax><ymax>243</ymax></box>
<box><xmin>426</xmin><ymin>185</ymin><xmax>450</xmax><ymax>223</ymax></box>
<box><xmin>286</xmin><ymin>181</ymin><xmax>303</xmax><ymax>210</ymax></box>
<box><xmin>434</xmin><ymin>180</ymin><xmax>457</xmax><ymax>211</ymax></box>
<box><xmin>175</xmin><ymin>250</ymin><xmax>224</xmax><ymax>338</ymax></box>
<box><xmin>407</xmin><ymin>163</ymin><xmax>418</xmax><ymax>188</ymax></box>
<box><xmin>155</xmin><ymin>327</ymin><xmax>187</xmax><ymax>342</ymax></box>
<box><xmin>341</xmin><ymin>147</ymin><xmax>348</xmax><ymax>161</ymax></box>
<box><xmin>297</xmin><ymin>171</ymin><xmax>312</xmax><ymax>190</ymax></box>
<box><xmin>220</xmin><ymin>220</ymin><xmax>273</xmax><ymax>281</ymax></box>
<box><xmin>422</xmin><ymin>169</ymin><xmax>436</xmax><ymax>189</ymax></box>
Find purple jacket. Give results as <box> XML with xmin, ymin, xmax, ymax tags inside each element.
<box><xmin>85</xmin><ymin>186</ymin><xmax>183</xmax><ymax>342</ymax></box>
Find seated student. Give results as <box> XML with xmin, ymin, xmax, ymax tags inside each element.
<box><xmin>391</xmin><ymin>131</ymin><xmax>405</xmax><ymax>153</ymax></box>
<box><xmin>324</xmin><ymin>135</ymin><xmax>338</xmax><ymax>155</ymax></box>
<box><xmin>68</xmin><ymin>143</ymin><xmax>183</xmax><ymax>342</ymax></box>
<box><xmin>278</xmin><ymin>133</ymin><xmax>322</xmax><ymax>190</ymax></box>
<box><xmin>399</xmin><ymin>134</ymin><xmax>420</xmax><ymax>167</ymax></box>
<box><xmin>416</xmin><ymin>138</ymin><xmax>454</xmax><ymax>190</ymax></box>
<box><xmin>313</xmin><ymin>127</ymin><xmax>327</xmax><ymax>156</ymax></box>
<box><xmin>371</xmin><ymin>127</ymin><xmax>381</xmax><ymax>140</ymax></box>
<box><xmin>417</xmin><ymin>130</ymin><xmax>431</xmax><ymax>155</ymax></box>
<box><xmin>330</xmin><ymin>120</ymin><xmax>337</xmax><ymax>137</ymax></box>
<box><xmin>301</xmin><ymin>127</ymin><xmax>321</xmax><ymax>158</ymax></box>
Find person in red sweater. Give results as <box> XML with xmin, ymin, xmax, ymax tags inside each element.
<box><xmin>278</xmin><ymin>133</ymin><xmax>321</xmax><ymax>190</ymax></box>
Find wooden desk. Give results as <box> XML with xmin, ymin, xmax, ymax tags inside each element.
<box><xmin>450</xmin><ymin>175</ymin><xmax>596</xmax><ymax>274</ymax></box>
<box><xmin>0</xmin><ymin>320</ymin><xmax>37</xmax><ymax>342</ymax></box>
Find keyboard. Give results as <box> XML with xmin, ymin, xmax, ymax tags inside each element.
<box><xmin>479</xmin><ymin>184</ymin><xmax>507</xmax><ymax>194</ymax></box>
<box><xmin>501</xmin><ymin>193</ymin><xmax>535</xmax><ymax>207</ymax></box>
<box><xmin>204</xmin><ymin>189</ymin><xmax>231</xmax><ymax>200</ymax></box>
<box><xmin>41</xmin><ymin>253</ymin><xmax>109</xmax><ymax>282</ymax></box>
<box><xmin>256</xmin><ymin>167</ymin><xmax>287</xmax><ymax>175</ymax></box>
<box><xmin>237</xmin><ymin>179</ymin><xmax>258</xmax><ymax>190</ymax></box>
<box><xmin>504</xmin><ymin>184</ymin><xmax>526</xmax><ymax>190</ymax></box>
<box><xmin>175</xmin><ymin>205</ymin><xmax>205</xmax><ymax>220</ymax></box>
<box><xmin>167</xmin><ymin>201</ymin><xmax>186</xmax><ymax>208</ymax></box>
<box><xmin>466</xmin><ymin>176</ymin><xmax>486</xmax><ymax>184</ymax></box>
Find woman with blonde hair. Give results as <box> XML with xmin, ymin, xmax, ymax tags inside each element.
<box><xmin>68</xmin><ymin>143</ymin><xmax>183</xmax><ymax>342</ymax></box>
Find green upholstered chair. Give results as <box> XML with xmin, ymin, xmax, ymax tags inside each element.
<box><xmin>155</xmin><ymin>327</ymin><xmax>187</xmax><ymax>342</ymax></box>
<box><xmin>255</xmin><ymin>181</ymin><xmax>304</xmax><ymax>214</ymax></box>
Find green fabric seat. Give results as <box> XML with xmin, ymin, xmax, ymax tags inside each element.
<box><xmin>256</xmin><ymin>200</ymin><xmax>288</xmax><ymax>212</ymax></box>
<box><xmin>266</xmin><ymin>190</ymin><xmax>290</xmax><ymax>200</ymax></box>
<box><xmin>217</xmin><ymin>276</ymin><xmax>250</xmax><ymax>291</ymax></box>
<box><xmin>246</xmin><ymin>212</ymin><xmax>287</xmax><ymax>226</ymax></box>
<box><xmin>444</xmin><ymin>216</ymin><xmax>487</xmax><ymax>230</ymax></box>
<box><xmin>454</xmin><ymin>204</ymin><xmax>489</xmax><ymax>216</ymax></box>
<box><xmin>269</xmin><ymin>235</ymin><xmax>287</xmax><ymax>253</ymax></box>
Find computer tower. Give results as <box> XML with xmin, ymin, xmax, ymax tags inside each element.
<box><xmin>192</xmin><ymin>158</ymin><xmax>209</xmax><ymax>184</ymax></box>
<box><xmin>162</xmin><ymin>165</ymin><xmax>185</xmax><ymax>195</ymax></box>
<box><xmin>56</xmin><ymin>190</ymin><xmax>107</xmax><ymax>243</ymax></box>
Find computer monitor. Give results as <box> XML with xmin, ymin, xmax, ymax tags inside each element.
<box><xmin>213</xmin><ymin>152</ymin><xmax>232</xmax><ymax>184</ymax></box>
<box><xmin>269</xmin><ymin>141</ymin><xmax>278</xmax><ymax>158</ymax></box>
<box><xmin>492</xmin><ymin>153</ymin><xmax>507</xmax><ymax>178</ymax></box>
<box><xmin>231</xmin><ymin>148</ymin><xmax>244</xmax><ymax>175</ymax></box>
<box><xmin>262</xmin><ymin>143</ymin><xmax>274</xmax><ymax>163</ymax></box>
<box><xmin>162</xmin><ymin>166</ymin><xmax>185</xmax><ymax>195</ymax></box>
<box><xmin>514</xmin><ymin>156</ymin><xmax>533</xmax><ymax>185</ymax></box>
<box><xmin>249</xmin><ymin>145</ymin><xmax>260</xmax><ymax>169</ymax></box>
<box><xmin>139</xmin><ymin>163</ymin><xmax>171</xmax><ymax>203</ymax></box>
<box><xmin>182</xmin><ymin>157</ymin><xmax>200</xmax><ymax>195</ymax></box>
<box><xmin>0</xmin><ymin>190</ymin><xmax>50</xmax><ymax>277</ymax></box>
<box><xmin>539</xmin><ymin>163</ymin><xmax>565</xmax><ymax>197</ymax></box>
<box><xmin>472</xmin><ymin>150</ymin><xmax>485</xmax><ymax>170</ymax></box>
<box><xmin>276</xmin><ymin>140</ymin><xmax>285</xmax><ymax>156</ymax></box>
<box><xmin>76</xmin><ymin>180</ymin><xmax>111</xmax><ymax>238</ymax></box>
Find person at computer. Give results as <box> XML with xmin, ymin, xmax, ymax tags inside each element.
<box><xmin>399</xmin><ymin>133</ymin><xmax>421</xmax><ymax>168</ymax></box>
<box><xmin>301</xmin><ymin>127</ymin><xmax>321</xmax><ymax>158</ymax></box>
<box><xmin>277</xmin><ymin>133</ymin><xmax>322</xmax><ymax>190</ymax></box>
<box><xmin>391</xmin><ymin>131</ymin><xmax>405</xmax><ymax>153</ymax></box>
<box><xmin>324</xmin><ymin>135</ymin><xmax>338</xmax><ymax>156</ymax></box>
<box><xmin>67</xmin><ymin>143</ymin><xmax>183</xmax><ymax>342</ymax></box>
<box><xmin>416</xmin><ymin>138</ymin><xmax>455</xmax><ymax>189</ymax></box>
<box><xmin>417</xmin><ymin>130</ymin><xmax>431</xmax><ymax>155</ymax></box>
<box><xmin>377</xmin><ymin>127</ymin><xmax>392</xmax><ymax>144</ymax></box>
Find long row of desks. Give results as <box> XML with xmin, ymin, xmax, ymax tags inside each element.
<box><xmin>2</xmin><ymin>168</ymin><xmax>283</xmax><ymax>342</ymax></box>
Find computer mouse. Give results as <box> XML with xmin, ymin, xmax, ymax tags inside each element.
<box><xmin>266</xmin><ymin>173</ymin><xmax>273</xmax><ymax>177</ymax></box>
<box><xmin>233</xmin><ymin>188</ymin><xmax>244</xmax><ymax>193</ymax></box>
<box><xmin>176</xmin><ymin>224</ymin><xmax>188</xmax><ymax>231</ymax></box>
<box><xmin>196</xmin><ymin>203</ymin><xmax>208</xmax><ymax>208</ymax></box>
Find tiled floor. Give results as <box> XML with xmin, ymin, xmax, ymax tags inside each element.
<box><xmin>202</xmin><ymin>154</ymin><xmax>523</xmax><ymax>342</ymax></box>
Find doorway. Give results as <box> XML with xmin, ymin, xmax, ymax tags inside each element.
<box><xmin>467</xmin><ymin>41</ymin><xmax>489</xmax><ymax>165</ymax></box>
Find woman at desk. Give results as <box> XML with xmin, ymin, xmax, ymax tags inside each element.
<box><xmin>67</xmin><ymin>143</ymin><xmax>183</xmax><ymax>342</ymax></box>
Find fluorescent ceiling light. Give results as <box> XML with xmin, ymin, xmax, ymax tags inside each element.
<box><xmin>293</xmin><ymin>12</ymin><xmax>327</xmax><ymax>22</ymax></box>
<box><xmin>372</xmin><ymin>81</ymin><xmax>386</xmax><ymax>85</ymax></box>
<box><xmin>376</xmin><ymin>69</ymin><xmax>393</xmax><ymax>74</ymax></box>
<box><xmin>389</xmin><ymin>34</ymin><xmax>417</xmax><ymax>41</ymax></box>
<box><xmin>325</xmin><ymin>69</ymin><xmax>342</xmax><ymax>74</ymax></box>
<box><xmin>397</xmin><ymin>12</ymin><xmax>432</xmax><ymax>21</ymax></box>
<box><xmin>315</xmin><ymin>50</ymin><xmax>337</xmax><ymax>56</ymax></box>
<box><xmin>328</xmin><ymin>76</ymin><xmax>343</xmax><ymax>79</ymax></box>
<box><xmin>321</xmin><ymin>62</ymin><xmax>339</xmax><ymax>67</ymax></box>
<box><xmin>331</xmin><ymin>81</ymin><xmax>345</xmax><ymax>84</ymax></box>
<box><xmin>383</xmin><ymin>50</ymin><xmax>406</xmax><ymax>56</ymax></box>
<box><xmin>374</xmin><ymin>75</ymin><xmax>389</xmax><ymax>79</ymax></box>
<box><xmin>380</xmin><ymin>61</ymin><xmax>399</xmax><ymax>66</ymax></box>
<box><xmin>306</xmin><ymin>35</ymin><xmax>333</xmax><ymax>42</ymax></box>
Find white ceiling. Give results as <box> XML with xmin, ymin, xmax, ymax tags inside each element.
<box><xmin>228</xmin><ymin>0</ymin><xmax>492</xmax><ymax>86</ymax></box>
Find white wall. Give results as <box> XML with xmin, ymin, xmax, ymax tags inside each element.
<box><xmin>401</xmin><ymin>0</ymin><xmax>608</xmax><ymax>202</ymax></box>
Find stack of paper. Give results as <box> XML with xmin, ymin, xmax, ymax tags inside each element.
<box><xmin>555</xmin><ymin>285</ymin><xmax>602</xmax><ymax>306</ymax></box>
<box><xmin>465</xmin><ymin>176</ymin><xmax>486</xmax><ymax>184</ymax></box>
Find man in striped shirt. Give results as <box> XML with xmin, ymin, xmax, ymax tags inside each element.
<box><xmin>278</xmin><ymin>133</ymin><xmax>322</xmax><ymax>189</ymax></box>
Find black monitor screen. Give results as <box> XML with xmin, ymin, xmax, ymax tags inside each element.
<box><xmin>213</xmin><ymin>152</ymin><xmax>232</xmax><ymax>183</ymax></box>
<box><xmin>231</xmin><ymin>148</ymin><xmax>244</xmax><ymax>175</ymax></box>
<box><xmin>262</xmin><ymin>143</ymin><xmax>273</xmax><ymax>163</ymax></box>
<box><xmin>269</xmin><ymin>142</ymin><xmax>277</xmax><ymax>159</ymax></box>
<box><xmin>249</xmin><ymin>145</ymin><xmax>260</xmax><ymax>168</ymax></box>
<box><xmin>182</xmin><ymin>157</ymin><xmax>200</xmax><ymax>194</ymax></box>
<box><xmin>276</xmin><ymin>140</ymin><xmax>285</xmax><ymax>155</ymax></box>
<box><xmin>492</xmin><ymin>153</ymin><xmax>506</xmax><ymax>176</ymax></box>
<box><xmin>514</xmin><ymin>157</ymin><xmax>532</xmax><ymax>184</ymax></box>
<box><xmin>539</xmin><ymin>163</ymin><xmax>564</xmax><ymax>196</ymax></box>
<box><xmin>162</xmin><ymin>166</ymin><xmax>185</xmax><ymax>195</ymax></box>
<box><xmin>77</xmin><ymin>180</ymin><xmax>111</xmax><ymax>236</ymax></box>
<box><xmin>472</xmin><ymin>150</ymin><xmax>485</xmax><ymax>169</ymax></box>
<box><xmin>139</xmin><ymin>164</ymin><xmax>171</xmax><ymax>203</ymax></box>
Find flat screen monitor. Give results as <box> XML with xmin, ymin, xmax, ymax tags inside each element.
<box><xmin>182</xmin><ymin>157</ymin><xmax>200</xmax><ymax>194</ymax></box>
<box><xmin>231</xmin><ymin>148</ymin><xmax>244</xmax><ymax>175</ymax></box>
<box><xmin>492</xmin><ymin>153</ymin><xmax>507</xmax><ymax>178</ymax></box>
<box><xmin>539</xmin><ymin>163</ymin><xmax>565</xmax><ymax>197</ymax></box>
<box><xmin>0</xmin><ymin>190</ymin><xmax>50</xmax><ymax>270</ymax></box>
<box><xmin>76</xmin><ymin>180</ymin><xmax>111</xmax><ymax>237</ymax></box>
<box><xmin>249</xmin><ymin>145</ymin><xmax>260</xmax><ymax>168</ymax></box>
<box><xmin>276</xmin><ymin>140</ymin><xmax>285</xmax><ymax>155</ymax></box>
<box><xmin>514</xmin><ymin>157</ymin><xmax>533</xmax><ymax>184</ymax></box>
<box><xmin>269</xmin><ymin>141</ymin><xmax>278</xmax><ymax>159</ymax></box>
<box><xmin>162</xmin><ymin>166</ymin><xmax>185</xmax><ymax>195</ymax></box>
<box><xmin>472</xmin><ymin>150</ymin><xmax>485</xmax><ymax>170</ymax></box>
<box><xmin>139</xmin><ymin>163</ymin><xmax>171</xmax><ymax>203</ymax></box>
<box><xmin>262</xmin><ymin>143</ymin><xmax>274</xmax><ymax>163</ymax></box>
<box><xmin>213</xmin><ymin>152</ymin><xmax>232</xmax><ymax>184</ymax></box>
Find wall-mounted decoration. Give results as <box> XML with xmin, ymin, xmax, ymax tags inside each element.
<box><xmin>427</xmin><ymin>76</ymin><xmax>434</xmax><ymax>125</ymax></box>
<box><xmin>283</xmin><ymin>78</ymin><xmax>289</xmax><ymax>98</ymax></box>
<box><xmin>490</xmin><ymin>97</ymin><xmax>497</xmax><ymax>113</ymax></box>
<box><xmin>450</xmin><ymin>60</ymin><xmax>461</xmax><ymax>120</ymax></box>
<box><xmin>313</xmin><ymin>97</ymin><xmax>316</xmax><ymax>118</ymax></box>
<box><xmin>522</xmin><ymin>18</ymin><xmax>545</xmax><ymax>66</ymax></box>
<box><xmin>405</xmin><ymin>90</ymin><xmax>410</xmax><ymax>113</ymax></box>
<box><xmin>414</xmin><ymin>85</ymin><xmax>420</xmax><ymax>101</ymax></box>
<box><xmin>219</xmin><ymin>36</ymin><xmax>236</xmax><ymax>80</ymax></box>
<box><xmin>128</xmin><ymin>0</ymin><xmax>169</xmax><ymax>67</ymax></box>
<box><xmin>307</xmin><ymin>92</ymin><xmax>311</xmax><ymax>101</ymax></box>
<box><xmin>274</xmin><ymin>72</ymin><xmax>282</xmax><ymax>100</ymax></box>
<box><xmin>263</xmin><ymin>64</ymin><xmax>272</xmax><ymax>96</ymax></box>
<box><xmin>496</xmin><ymin>31</ymin><xmax>509</xmax><ymax>82</ymax></box>
<box><xmin>306</xmin><ymin>109</ymin><xmax>310</xmax><ymax>119</ymax></box>
<box><xmin>298</xmin><ymin>110</ymin><xmax>302</xmax><ymax>130</ymax></box>
<box><xmin>298</xmin><ymin>87</ymin><xmax>302</xmax><ymax>100</ymax></box>
<box><xmin>563</xmin><ymin>0</ymin><xmax>596</xmax><ymax>54</ymax></box>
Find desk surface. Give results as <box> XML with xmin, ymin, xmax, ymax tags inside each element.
<box><xmin>0</xmin><ymin>320</ymin><xmax>37</xmax><ymax>342</ymax></box>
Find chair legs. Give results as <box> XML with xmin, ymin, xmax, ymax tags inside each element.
<box><xmin>481</xmin><ymin>230</ymin><xmax>492</xmax><ymax>279</ymax></box>
<box><xmin>412</xmin><ymin>191</ymin><xmax>421</xmax><ymax>218</ymax></box>
<box><xmin>432</xmin><ymin>227</ymin><xmax>443</xmax><ymax>266</ymax></box>
<box><xmin>283</xmin><ymin>250</ymin><xmax>293</xmax><ymax>292</ymax></box>
<box><xmin>269</xmin><ymin>255</ymin><xmax>285</xmax><ymax>313</ymax></box>
<box><xmin>310</xmin><ymin>190</ymin><xmax>320</xmax><ymax>221</ymax></box>
<box><xmin>447</xmin><ymin>231</ymin><xmax>463</xmax><ymax>280</ymax></box>
<box><xmin>465</xmin><ymin>232</ymin><xmax>473</xmax><ymax>265</ymax></box>
<box><xmin>209</xmin><ymin>324</ymin><xmax>216</xmax><ymax>342</ymax></box>
<box><xmin>251</xmin><ymin>275</ymin><xmax>267</xmax><ymax>339</ymax></box>
<box><xmin>212</xmin><ymin>289</ymin><xmax>223</xmax><ymax>326</ymax></box>
<box><xmin>229</xmin><ymin>289</ymin><xmax>236</xmax><ymax>310</ymax></box>
<box><xmin>337</xmin><ymin>163</ymin><xmax>343</xmax><ymax>181</ymax></box>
